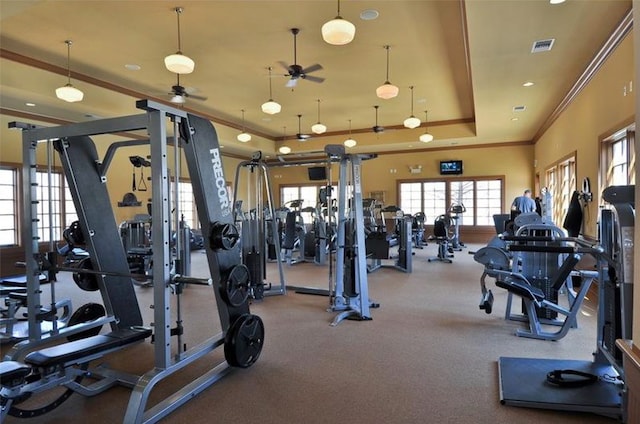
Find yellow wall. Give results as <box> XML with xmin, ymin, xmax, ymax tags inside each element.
<box><xmin>0</xmin><ymin>119</ymin><xmax>243</xmax><ymax>228</ymax></box>
<box><xmin>271</xmin><ymin>144</ymin><xmax>534</xmax><ymax>212</ymax></box>
<box><xmin>534</xmin><ymin>33</ymin><xmax>635</xmax><ymax>238</ymax></box>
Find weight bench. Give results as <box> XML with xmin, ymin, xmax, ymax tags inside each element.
<box><xmin>23</xmin><ymin>326</ymin><xmax>151</xmax><ymax>368</ymax></box>
<box><xmin>485</xmin><ymin>252</ymin><xmax>597</xmax><ymax>341</ymax></box>
<box><xmin>0</xmin><ymin>326</ymin><xmax>152</xmax><ymax>420</ymax></box>
<box><xmin>0</xmin><ymin>361</ymin><xmax>31</xmax><ymax>388</ymax></box>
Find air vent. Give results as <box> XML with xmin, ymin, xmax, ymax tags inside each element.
<box><xmin>513</xmin><ymin>105</ymin><xmax>526</xmax><ymax>112</ymax></box>
<box><xmin>531</xmin><ymin>39</ymin><xmax>555</xmax><ymax>53</ymax></box>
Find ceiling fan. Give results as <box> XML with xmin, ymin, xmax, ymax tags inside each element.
<box><xmin>168</xmin><ymin>74</ymin><xmax>207</xmax><ymax>104</ymax></box>
<box><xmin>279</xmin><ymin>28</ymin><xmax>324</xmax><ymax>88</ymax></box>
<box><xmin>372</xmin><ymin>105</ymin><xmax>384</xmax><ymax>133</ymax></box>
<box><xmin>296</xmin><ymin>114</ymin><xmax>311</xmax><ymax>141</ymax></box>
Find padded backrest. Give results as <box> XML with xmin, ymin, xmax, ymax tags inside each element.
<box><xmin>433</xmin><ymin>215</ymin><xmax>449</xmax><ymax>238</ymax></box>
<box><xmin>551</xmin><ymin>254</ymin><xmax>580</xmax><ymax>291</ymax></box>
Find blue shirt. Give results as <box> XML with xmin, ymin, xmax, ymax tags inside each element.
<box><xmin>512</xmin><ymin>196</ymin><xmax>536</xmax><ymax>213</ymax></box>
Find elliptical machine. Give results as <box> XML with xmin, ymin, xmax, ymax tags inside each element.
<box><xmin>448</xmin><ymin>203</ymin><xmax>466</xmax><ymax>251</ymax></box>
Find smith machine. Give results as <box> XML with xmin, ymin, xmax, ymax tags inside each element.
<box><xmin>0</xmin><ymin>101</ymin><xmax>264</xmax><ymax>423</ymax></box>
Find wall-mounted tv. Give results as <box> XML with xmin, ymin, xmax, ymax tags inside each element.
<box><xmin>308</xmin><ymin>166</ymin><xmax>327</xmax><ymax>181</ymax></box>
<box><xmin>440</xmin><ymin>160</ymin><xmax>463</xmax><ymax>175</ymax></box>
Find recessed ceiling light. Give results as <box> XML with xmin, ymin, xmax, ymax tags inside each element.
<box><xmin>511</xmin><ymin>117</ymin><xmax>519</xmax><ymax>121</ymax></box>
<box><xmin>408</xmin><ymin>144</ymin><xmax>413</xmax><ymax>148</ymax></box>
<box><xmin>523</xmin><ymin>81</ymin><xmax>535</xmax><ymax>87</ymax></box>
<box><xmin>360</xmin><ymin>9</ymin><xmax>379</xmax><ymax>20</ymax></box>
<box><xmin>549</xmin><ymin>0</ymin><xmax>566</xmax><ymax>4</ymax></box>
<box><xmin>125</xmin><ymin>64</ymin><xmax>141</xmax><ymax>71</ymax></box>
<box><xmin>25</xmin><ymin>102</ymin><xmax>36</xmax><ymax>107</ymax></box>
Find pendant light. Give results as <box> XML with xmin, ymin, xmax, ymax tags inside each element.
<box><xmin>403</xmin><ymin>86</ymin><xmax>421</xmax><ymax>129</ymax></box>
<box><xmin>55</xmin><ymin>40</ymin><xmax>84</xmax><ymax>103</ymax></box>
<box><xmin>261</xmin><ymin>67</ymin><xmax>282</xmax><ymax>115</ymax></box>
<box><xmin>279</xmin><ymin>126</ymin><xmax>291</xmax><ymax>154</ymax></box>
<box><xmin>322</xmin><ymin>0</ymin><xmax>356</xmax><ymax>46</ymax></box>
<box><xmin>237</xmin><ymin>109</ymin><xmax>251</xmax><ymax>142</ymax></box>
<box><xmin>419</xmin><ymin>110</ymin><xmax>434</xmax><ymax>143</ymax></box>
<box><xmin>311</xmin><ymin>99</ymin><xmax>327</xmax><ymax>134</ymax></box>
<box><xmin>164</xmin><ymin>7</ymin><xmax>195</xmax><ymax>74</ymax></box>
<box><xmin>343</xmin><ymin>119</ymin><xmax>356</xmax><ymax>148</ymax></box>
<box><xmin>376</xmin><ymin>45</ymin><xmax>399</xmax><ymax>100</ymax></box>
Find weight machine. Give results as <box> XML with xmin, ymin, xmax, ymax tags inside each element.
<box><xmin>365</xmin><ymin>206</ymin><xmax>413</xmax><ymax>273</ymax></box>
<box><xmin>327</xmin><ymin>145</ymin><xmax>380</xmax><ymax>326</ymax></box>
<box><xmin>0</xmin><ymin>101</ymin><xmax>264</xmax><ymax>423</ymax></box>
<box><xmin>280</xmin><ymin>199</ymin><xmax>308</xmax><ymax>265</ymax></box>
<box><xmin>476</xmin><ymin>185</ymin><xmax>634</xmax><ymax>421</ymax></box>
<box><xmin>232</xmin><ymin>151</ymin><xmax>286</xmax><ymax>300</ymax></box>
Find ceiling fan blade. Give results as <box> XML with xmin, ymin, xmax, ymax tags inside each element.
<box><xmin>302</xmin><ymin>63</ymin><xmax>323</xmax><ymax>74</ymax></box>
<box><xmin>277</xmin><ymin>61</ymin><xmax>291</xmax><ymax>74</ymax></box>
<box><xmin>296</xmin><ymin>133</ymin><xmax>311</xmax><ymax>141</ymax></box>
<box><xmin>303</xmin><ymin>75</ymin><xmax>325</xmax><ymax>83</ymax></box>
<box><xmin>187</xmin><ymin>93</ymin><xmax>208</xmax><ymax>101</ymax></box>
<box><xmin>286</xmin><ymin>78</ymin><xmax>298</xmax><ymax>88</ymax></box>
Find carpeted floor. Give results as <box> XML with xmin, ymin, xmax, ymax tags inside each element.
<box><xmin>2</xmin><ymin>243</ymin><xmax>616</xmax><ymax>423</ymax></box>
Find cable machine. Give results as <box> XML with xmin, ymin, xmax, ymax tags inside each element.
<box><xmin>326</xmin><ymin>145</ymin><xmax>380</xmax><ymax>326</ymax></box>
<box><xmin>232</xmin><ymin>151</ymin><xmax>286</xmax><ymax>300</ymax></box>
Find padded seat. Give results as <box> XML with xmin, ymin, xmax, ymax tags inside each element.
<box><xmin>0</xmin><ymin>361</ymin><xmax>31</xmax><ymax>387</ymax></box>
<box><xmin>495</xmin><ymin>279</ymin><xmax>545</xmax><ymax>302</ymax></box>
<box><xmin>24</xmin><ymin>326</ymin><xmax>152</xmax><ymax>368</ymax></box>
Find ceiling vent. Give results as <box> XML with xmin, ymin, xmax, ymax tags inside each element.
<box><xmin>531</xmin><ymin>39</ymin><xmax>555</xmax><ymax>53</ymax></box>
<box><xmin>513</xmin><ymin>105</ymin><xmax>526</xmax><ymax>112</ymax></box>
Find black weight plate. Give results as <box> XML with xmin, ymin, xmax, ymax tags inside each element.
<box><xmin>72</xmin><ymin>258</ymin><xmax>99</xmax><ymax>292</ymax></box>
<box><xmin>224</xmin><ymin>314</ymin><xmax>264</xmax><ymax>368</ymax></box>
<box><xmin>222</xmin><ymin>264</ymin><xmax>250</xmax><ymax>307</ymax></box>
<box><xmin>66</xmin><ymin>303</ymin><xmax>105</xmax><ymax>342</ymax></box>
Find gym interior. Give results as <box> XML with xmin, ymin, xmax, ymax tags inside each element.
<box><xmin>0</xmin><ymin>1</ymin><xmax>639</xmax><ymax>423</ymax></box>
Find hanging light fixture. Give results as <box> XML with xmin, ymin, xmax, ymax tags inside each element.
<box><xmin>55</xmin><ymin>40</ymin><xmax>84</xmax><ymax>103</ymax></box>
<box><xmin>237</xmin><ymin>109</ymin><xmax>252</xmax><ymax>142</ymax></box>
<box><xmin>343</xmin><ymin>119</ymin><xmax>357</xmax><ymax>148</ymax></box>
<box><xmin>376</xmin><ymin>45</ymin><xmax>399</xmax><ymax>100</ymax></box>
<box><xmin>419</xmin><ymin>110</ymin><xmax>434</xmax><ymax>143</ymax></box>
<box><xmin>311</xmin><ymin>99</ymin><xmax>327</xmax><ymax>134</ymax></box>
<box><xmin>279</xmin><ymin>126</ymin><xmax>291</xmax><ymax>154</ymax></box>
<box><xmin>403</xmin><ymin>86</ymin><xmax>421</xmax><ymax>129</ymax></box>
<box><xmin>164</xmin><ymin>7</ymin><xmax>195</xmax><ymax>74</ymax></box>
<box><xmin>261</xmin><ymin>66</ymin><xmax>282</xmax><ymax>115</ymax></box>
<box><xmin>321</xmin><ymin>0</ymin><xmax>356</xmax><ymax>46</ymax></box>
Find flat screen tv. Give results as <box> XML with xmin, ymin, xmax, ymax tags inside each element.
<box><xmin>308</xmin><ymin>166</ymin><xmax>327</xmax><ymax>181</ymax></box>
<box><xmin>440</xmin><ymin>160</ymin><xmax>463</xmax><ymax>175</ymax></box>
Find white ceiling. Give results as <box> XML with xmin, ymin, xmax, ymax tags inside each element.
<box><xmin>0</xmin><ymin>0</ymin><xmax>633</xmax><ymax>157</ymax></box>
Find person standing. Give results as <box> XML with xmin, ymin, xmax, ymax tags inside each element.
<box><xmin>511</xmin><ymin>189</ymin><xmax>537</xmax><ymax>214</ymax></box>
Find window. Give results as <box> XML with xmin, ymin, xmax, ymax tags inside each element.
<box><xmin>475</xmin><ymin>180</ymin><xmax>502</xmax><ymax>225</ymax></box>
<box><xmin>545</xmin><ymin>154</ymin><xmax>576</xmax><ymax>225</ymax></box>
<box><xmin>416</xmin><ymin>181</ymin><xmax>447</xmax><ymax>223</ymax></box>
<box><xmin>0</xmin><ymin>168</ymin><xmax>18</xmax><ymax>246</ymax></box>
<box><xmin>35</xmin><ymin>171</ymin><xmax>62</xmax><ymax>243</ymax></box>
<box><xmin>171</xmin><ymin>179</ymin><xmax>199</xmax><ymax>230</ymax></box>
<box><xmin>280</xmin><ymin>185</ymin><xmax>319</xmax><ymax>224</ymax></box>
<box><xmin>601</xmin><ymin>127</ymin><xmax>635</xmax><ymax>192</ymax></box>
<box><xmin>398</xmin><ymin>178</ymin><xmax>503</xmax><ymax>226</ymax></box>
